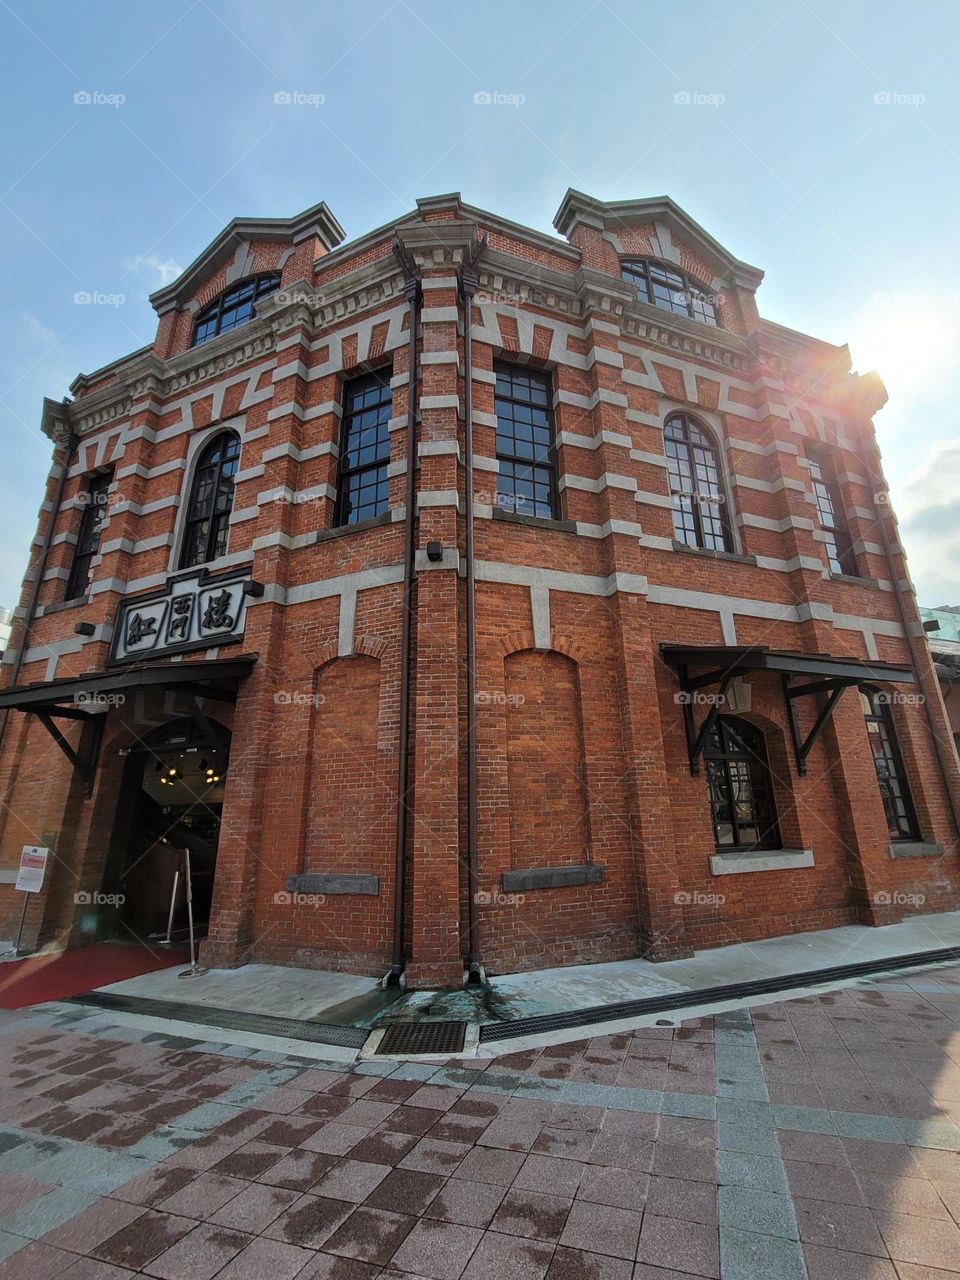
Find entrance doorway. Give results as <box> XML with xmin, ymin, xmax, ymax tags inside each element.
<box><xmin>103</xmin><ymin>718</ymin><xmax>230</xmax><ymax>945</ymax></box>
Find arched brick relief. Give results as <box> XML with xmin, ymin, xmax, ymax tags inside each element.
<box><xmin>503</xmin><ymin>648</ymin><xmax>592</xmax><ymax>871</ymax></box>
<box><xmin>498</xmin><ymin>630</ymin><xmax>587</xmax><ymax>666</ymax></box>
<box><xmin>302</xmin><ymin>654</ymin><xmax>393</xmax><ymax>879</ymax></box>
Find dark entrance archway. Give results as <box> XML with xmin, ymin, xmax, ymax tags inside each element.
<box><xmin>100</xmin><ymin>717</ymin><xmax>230</xmax><ymax>944</ymax></box>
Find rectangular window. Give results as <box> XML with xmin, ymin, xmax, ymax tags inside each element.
<box><xmin>494</xmin><ymin>362</ymin><xmax>559</xmax><ymax>520</ymax></box>
<box><xmin>334</xmin><ymin>371</ymin><xmax>392</xmax><ymax>527</ymax></box>
<box><xmin>861</xmin><ymin>689</ymin><xmax>919</xmax><ymax>841</ymax></box>
<box><xmin>65</xmin><ymin>473</ymin><xmax>112</xmax><ymax>601</ymax></box>
<box><xmin>808</xmin><ymin>451</ymin><xmax>858</xmax><ymax>577</ymax></box>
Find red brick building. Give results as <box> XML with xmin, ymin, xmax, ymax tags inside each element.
<box><xmin>1</xmin><ymin>190</ymin><xmax>958</xmax><ymax>988</ymax></box>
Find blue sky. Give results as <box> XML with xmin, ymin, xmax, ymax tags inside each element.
<box><xmin>1</xmin><ymin>0</ymin><xmax>958</xmax><ymax>609</ymax></box>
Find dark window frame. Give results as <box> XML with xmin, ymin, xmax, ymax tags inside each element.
<box><xmin>664</xmin><ymin>412</ymin><xmax>733</xmax><ymax>552</ymax></box>
<box><xmin>334</xmin><ymin>369</ymin><xmax>393</xmax><ymax>528</ymax></box>
<box><xmin>191</xmin><ymin>273</ymin><xmax>281</xmax><ymax>348</ymax></box>
<box><xmin>65</xmin><ymin>472</ymin><xmax>113</xmax><ymax>601</ymax></box>
<box><xmin>860</xmin><ymin>686</ymin><xmax>920</xmax><ymax>841</ymax></box>
<box><xmin>807</xmin><ymin>449</ymin><xmax>858</xmax><ymax>577</ymax></box>
<box><xmin>178</xmin><ymin>430</ymin><xmax>241</xmax><ymax>570</ymax></box>
<box><xmin>704</xmin><ymin>715</ymin><xmax>783</xmax><ymax>852</ymax></box>
<box><xmin>493</xmin><ymin>361</ymin><xmax>560</xmax><ymax>521</ymax></box>
<box><xmin>621</xmin><ymin>257</ymin><xmax>721</xmax><ymax>327</ymax></box>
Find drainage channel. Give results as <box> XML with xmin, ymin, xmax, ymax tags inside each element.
<box><xmin>477</xmin><ymin>942</ymin><xmax>960</xmax><ymax>1044</ymax></box>
<box><xmin>64</xmin><ymin>991</ymin><xmax>368</xmax><ymax>1049</ymax></box>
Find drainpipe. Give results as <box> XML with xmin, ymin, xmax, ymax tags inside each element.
<box><xmin>0</xmin><ymin>420</ymin><xmax>77</xmax><ymax>749</ymax></box>
<box><xmin>856</xmin><ymin>424</ymin><xmax>960</xmax><ymax>842</ymax></box>
<box><xmin>387</xmin><ymin>240</ymin><xmax>421</xmax><ymax>985</ymax></box>
<box><xmin>458</xmin><ymin>232</ymin><xmax>487</xmax><ymax>985</ymax></box>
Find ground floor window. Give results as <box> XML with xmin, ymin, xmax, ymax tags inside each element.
<box><xmin>704</xmin><ymin>715</ymin><xmax>781</xmax><ymax>851</ymax></box>
<box><xmin>861</xmin><ymin>688</ymin><xmax>919</xmax><ymax>841</ymax></box>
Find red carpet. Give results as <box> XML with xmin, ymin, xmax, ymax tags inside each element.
<box><xmin>0</xmin><ymin>943</ymin><xmax>190</xmax><ymax>1009</ymax></box>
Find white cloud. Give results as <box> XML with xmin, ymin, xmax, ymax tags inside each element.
<box><xmin>123</xmin><ymin>253</ymin><xmax>183</xmax><ymax>288</ymax></box>
<box><xmin>896</xmin><ymin>440</ymin><xmax>960</xmax><ymax>607</ymax></box>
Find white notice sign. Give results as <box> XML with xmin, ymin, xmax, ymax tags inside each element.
<box><xmin>15</xmin><ymin>846</ymin><xmax>48</xmax><ymax>894</ymax></box>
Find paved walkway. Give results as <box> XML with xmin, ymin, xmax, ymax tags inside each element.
<box><xmin>0</xmin><ymin>965</ymin><xmax>958</xmax><ymax>1277</ymax></box>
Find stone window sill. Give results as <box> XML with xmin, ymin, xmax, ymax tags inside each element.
<box><xmin>37</xmin><ymin>595</ymin><xmax>90</xmax><ymax>618</ymax></box>
<box><xmin>501</xmin><ymin>863</ymin><xmax>604</xmax><ymax>892</ymax></box>
<box><xmin>286</xmin><ymin>873</ymin><xmax>379</xmax><ymax>895</ymax></box>
<box><xmin>672</xmin><ymin>541</ymin><xmax>758</xmax><ymax>567</ymax></box>
<box><xmin>888</xmin><ymin>841</ymin><xmax>944</xmax><ymax>859</ymax></box>
<box><xmin>315</xmin><ymin>512</ymin><xmax>394</xmax><ymax>543</ymax></box>
<box><xmin>710</xmin><ymin>848</ymin><xmax>814</xmax><ymax>876</ymax></box>
<box><xmin>493</xmin><ymin>509</ymin><xmax>576</xmax><ymax>534</ymax></box>
<box><xmin>829</xmin><ymin>572</ymin><xmax>883</xmax><ymax>590</ymax></box>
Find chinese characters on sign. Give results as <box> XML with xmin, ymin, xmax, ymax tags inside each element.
<box><xmin>15</xmin><ymin>846</ymin><xmax>48</xmax><ymax>894</ymax></box>
<box><xmin>114</xmin><ymin>573</ymin><xmax>248</xmax><ymax>662</ymax></box>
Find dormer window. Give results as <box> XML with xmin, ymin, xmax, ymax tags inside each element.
<box><xmin>191</xmin><ymin>273</ymin><xmax>281</xmax><ymax>347</ymax></box>
<box><xmin>621</xmin><ymin>258</ymin><xmax>719</xmax><ymax>327</ymax></box>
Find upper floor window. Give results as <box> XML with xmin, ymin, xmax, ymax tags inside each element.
<box><xmin>807</xmin><ymin>448</ymin><xmax>858</xmax><ymax>577</ymax></box>
<box><xmin>179</xmin><ymin>431</ymin><xmax>241</xmax><ymax>569</ymax></box>
<box><xmin>191</xmin><ymin>273</ymin><xmax>281</xmax><ymax>347</ymax></box>
<box><xmin>861</xmin><ymin>688</ymin><xmax>919</xmax><ymax>841</ymax></box>
<box><xmin>335</xmin><ymin>371</ymin><xmax>392</xmax><ymax>527</ymax></box>
<box><xmin>65</xmin><ymin>472</ymin><xmax>112</xmax><ymax>601</ymax></box>
<box><xmin>494</xmin><ymin>362</ymin><xmax>559</xmax><ymax>520</ymax></box>
<box><xmin>621</xmin><ymin>258</ymin><xmax>719</xmax><ymax>326</ymax></box>
<box><xmin>705</xmin><ymin>716</ymin><xmax>781</xmax><ymax>852</ymax></box>
<box><xmin>664</xmin><ymin>413</ymin><xmax>732</xmax><ymax>552</ymax></box>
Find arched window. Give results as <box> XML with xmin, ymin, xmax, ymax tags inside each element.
<box><xmin>860</xmin><ymin>688</ymin><xmax>919</xmax><ymax>841</ymax></box>
<box><xmin>664</xmin><ymin>413</ymin><xmax>732</xmax><ymax>551</ymax></box>
<box><xmin>621</xmin><ymin>258</ymin><xmax>720</xmax><ymax>326</ymax></box>
<box><xmin>179</xmin><ymin>432</ymin><xmax>241</xmax><ymax>569</ymax></box>
<box><xmin>806</xmin><ymin>446</ymin><xmax>858</xmax><ymax>577</ymax></box>
<box><xmin>705</xmin><ymin>717</ymin><xmax>781</xmax><ymax>851</ymax></box>
<box><xmin>191</xmin><ymin>273</ymin><xmax>281</xmax><ymax>347</ymax></box>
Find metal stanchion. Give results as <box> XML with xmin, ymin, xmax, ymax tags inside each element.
<box><xmin>178</xmin><ymin>847</ymin><xmax>207</xmax><ymax>978</ymax></box>
<box><xmin>2</xmin><ymin>893</ymin><xmax>30</xmax><ymax>958</ymax></box>
<box><xmin>159</xmin><ymin>864</ymin><xmax>181</xmax><ymax>946</ymax></box>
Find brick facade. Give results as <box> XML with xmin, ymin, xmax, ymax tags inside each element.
<box><xmin>1</xmin><ymin>189</ymin><xmax>958</xmax><ymax>988</ymax></box>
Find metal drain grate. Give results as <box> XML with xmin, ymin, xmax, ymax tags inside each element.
<box><xmin>377</xmin><ymin>1020</ymin><xmax>466</xmax><ymax>1056</ymax></box>
<box><xmin>65</xmin><ymin>992</ymin><xmax>368</xmax><ymax>1049</ymax></box>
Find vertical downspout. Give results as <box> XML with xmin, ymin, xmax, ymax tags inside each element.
<box><xmin>458</xmin><ymin>233</ymin><xmax>487</xmax><ymax>983</ymax></box>
<box><xmin>0</xmin><ymin>424</ymin><xmax>77</xmax><ymax>748</ymax></box>
<box><xmin>863</xmin><ymin>451</ymin><xmax>960</xmax><ymax>841</ymax></box>
<box><xmin>388</xmin><ymin>242</ymin><xmax>421</xmax><ymax>984</ymax></box>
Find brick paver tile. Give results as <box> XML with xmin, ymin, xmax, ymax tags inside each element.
<box><xmin>157</xmin><ymin>1171</ymin><xmax>247</xmax><ymax>1217</ymax></box>
<box><xmin>211</xmin><ymin>1140</ymin><xmax>288</xmax><ymax>1180</ymax></box>
<box><xmin>452</xmin><ymin>1146</ymin><xmax>525</xmax><ymax>1186</ymax></box>
<box><xmin>388</xmin><ymin>1219</ymin><xmax>483</xmax><ymax>1279</ymax></box>
<box><xmin>546</xmin><ymin>1245</ymin><xmax>633</xmax><ymax>1280</ymax></box>
<box><xmin>346</xmin><ymin>1128</ymin><xmax>420</xmax><ymax>1166</ymax></box>
<box><xmin>399</xmin><ymin>1139</ymin><xmax>471</xmax><ymax>1176</ymax></box>
<box><xmin>794</xmin><ymin>1198</ymin><xmax>888</xmax><ymax>1256</ymax></box>
<box><xmin>423</xmin><ymin>1179</ymin><xmax>506</xmax><ymax>1228</ymax></box>
<box><xmin>364</xmin><ymin>1167</ymin><xmax>445</xmax><ymax>1216</ymax></box>
<box><xmin>56</xmin><ymin>1259</ymin><xmax>139</xmax><ymax>1280</ymax></box>
<box><xmin>636</xmin><ymin>1214</ymin><xmax>720</xmax><ymax>1278</ymax></box>
<box><xmin>574</xmin><ymin>1164</ymin><xmax>648</xmax><ymax>1213</ymax></box>
<box><xmin>300</xmin><ymin>1256</ymin><xmax>381</xmax><ymax>1280</ymax></box>
<box><xmin>264</xmin><ymin>1193</ymin><xmax>354</xmax><ymax>1249</ymax></box>
<box><xmin>256</xmin><ymin>1116</ymin><xmax>324</xmax><ymax>1147</ymax></box>
<box><xmin>335</xmin><ymin>1101</ymin><xmax>400</xmax><ymax>1129</ymax></box>
<box><xmin>875</xmin><ymin>1209</ymin><xmax>960</xmax><ymax>1270</ymax></box>
<box><xmin>208</xmin><ymin>1182</ymin><xmax>300</xmax><ymax>1232</ymax></box>
<box><xmin>560</xmin><ymin>1199</ymin><xmax>642</xmax><ymax>1259</ymax></box>
<box><xmin>257</xmin><ymin>1147</ymin><xmax>337</xmax><ymax>1191</ymax></box>
<box><xmin>311</xmin><ymin>1158</ymin><xmax>390</xmax><ymax>1203</ymax></box>
<box><xmin>300</xmin><ymin>1123</ymin><xmax>367</xmax><ymax>1156</ymax></box>
<box><xmin>321</xmin><ymin>1206</ymin><xmax>416</xmax><ymax>1265</ymax></box>
<box><xmin>42</xmin><ymin>1194</ymin><xmax>144</xmax><ymax>1253</ymax></box>
<box><xmin>784</xmin><ymin>1159</ymin><xmax>865</xmax><ymax>1205</ymax></box>
<box><xmin>0</xmin><ymin>1240</ymin><xmax>74</xmax><ymax>1280</ymax></box>
<box><xmin>111</xmin><ymin>1164</ymin><xmax>195</xmax><ymax>1207</ymax></box>
<box><xmin>143</xmin><ymin>1222</ymin><xmax>252</xmax><ymax>1279</ymax></box>
<box><xmin>460</xmin><ymin>1230</ymin><xmax>553</xmax><ymax>1280</ymax></box>
<box><xmin>94</xmin><ymin>1209</ymin><xmax>197</xmax><ymax>1271</ymax></box>
<box><xmin>801</xmin><ymin>1242</ymin><xmax>899</xmax><ymax>1279</ymax></box>
<box><xmin>215</xmin><ymin>1235</ymin><xmax>319</xmax><ymax>1280</ymax></box>
<box><xmin>513</xmin><ymin>1154</ymin><xmax>585</xmax><ymax>1197</ymax></box>
<box><xmin>491</xmin><ymin>1188</ymin><xmax>572</xmax><ymax>1241</ymax></box>
<box><xmin>644</xmin><ymin>1173</ymin><xmax>717</xmax><ymax>1224</ymax></box>
<box><xmin>384</xmin><ymin>1107</ymin><xmax>445</xmax><ymax>1137</ymax></box>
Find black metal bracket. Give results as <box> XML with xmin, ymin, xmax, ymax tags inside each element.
<box><xmin>782</xmin><ymin>674</ymin><xmax>852</xmax><ymax>776</ymax></box>
<box><xmin>36</xmin><ymin>710</ymin><xmax>104</xmax><ymax>798</ymax></box>
<box><xmin>677</xmin><ymin>664</ymin><xmax>735</xmax><ymax>776</ymax></box>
